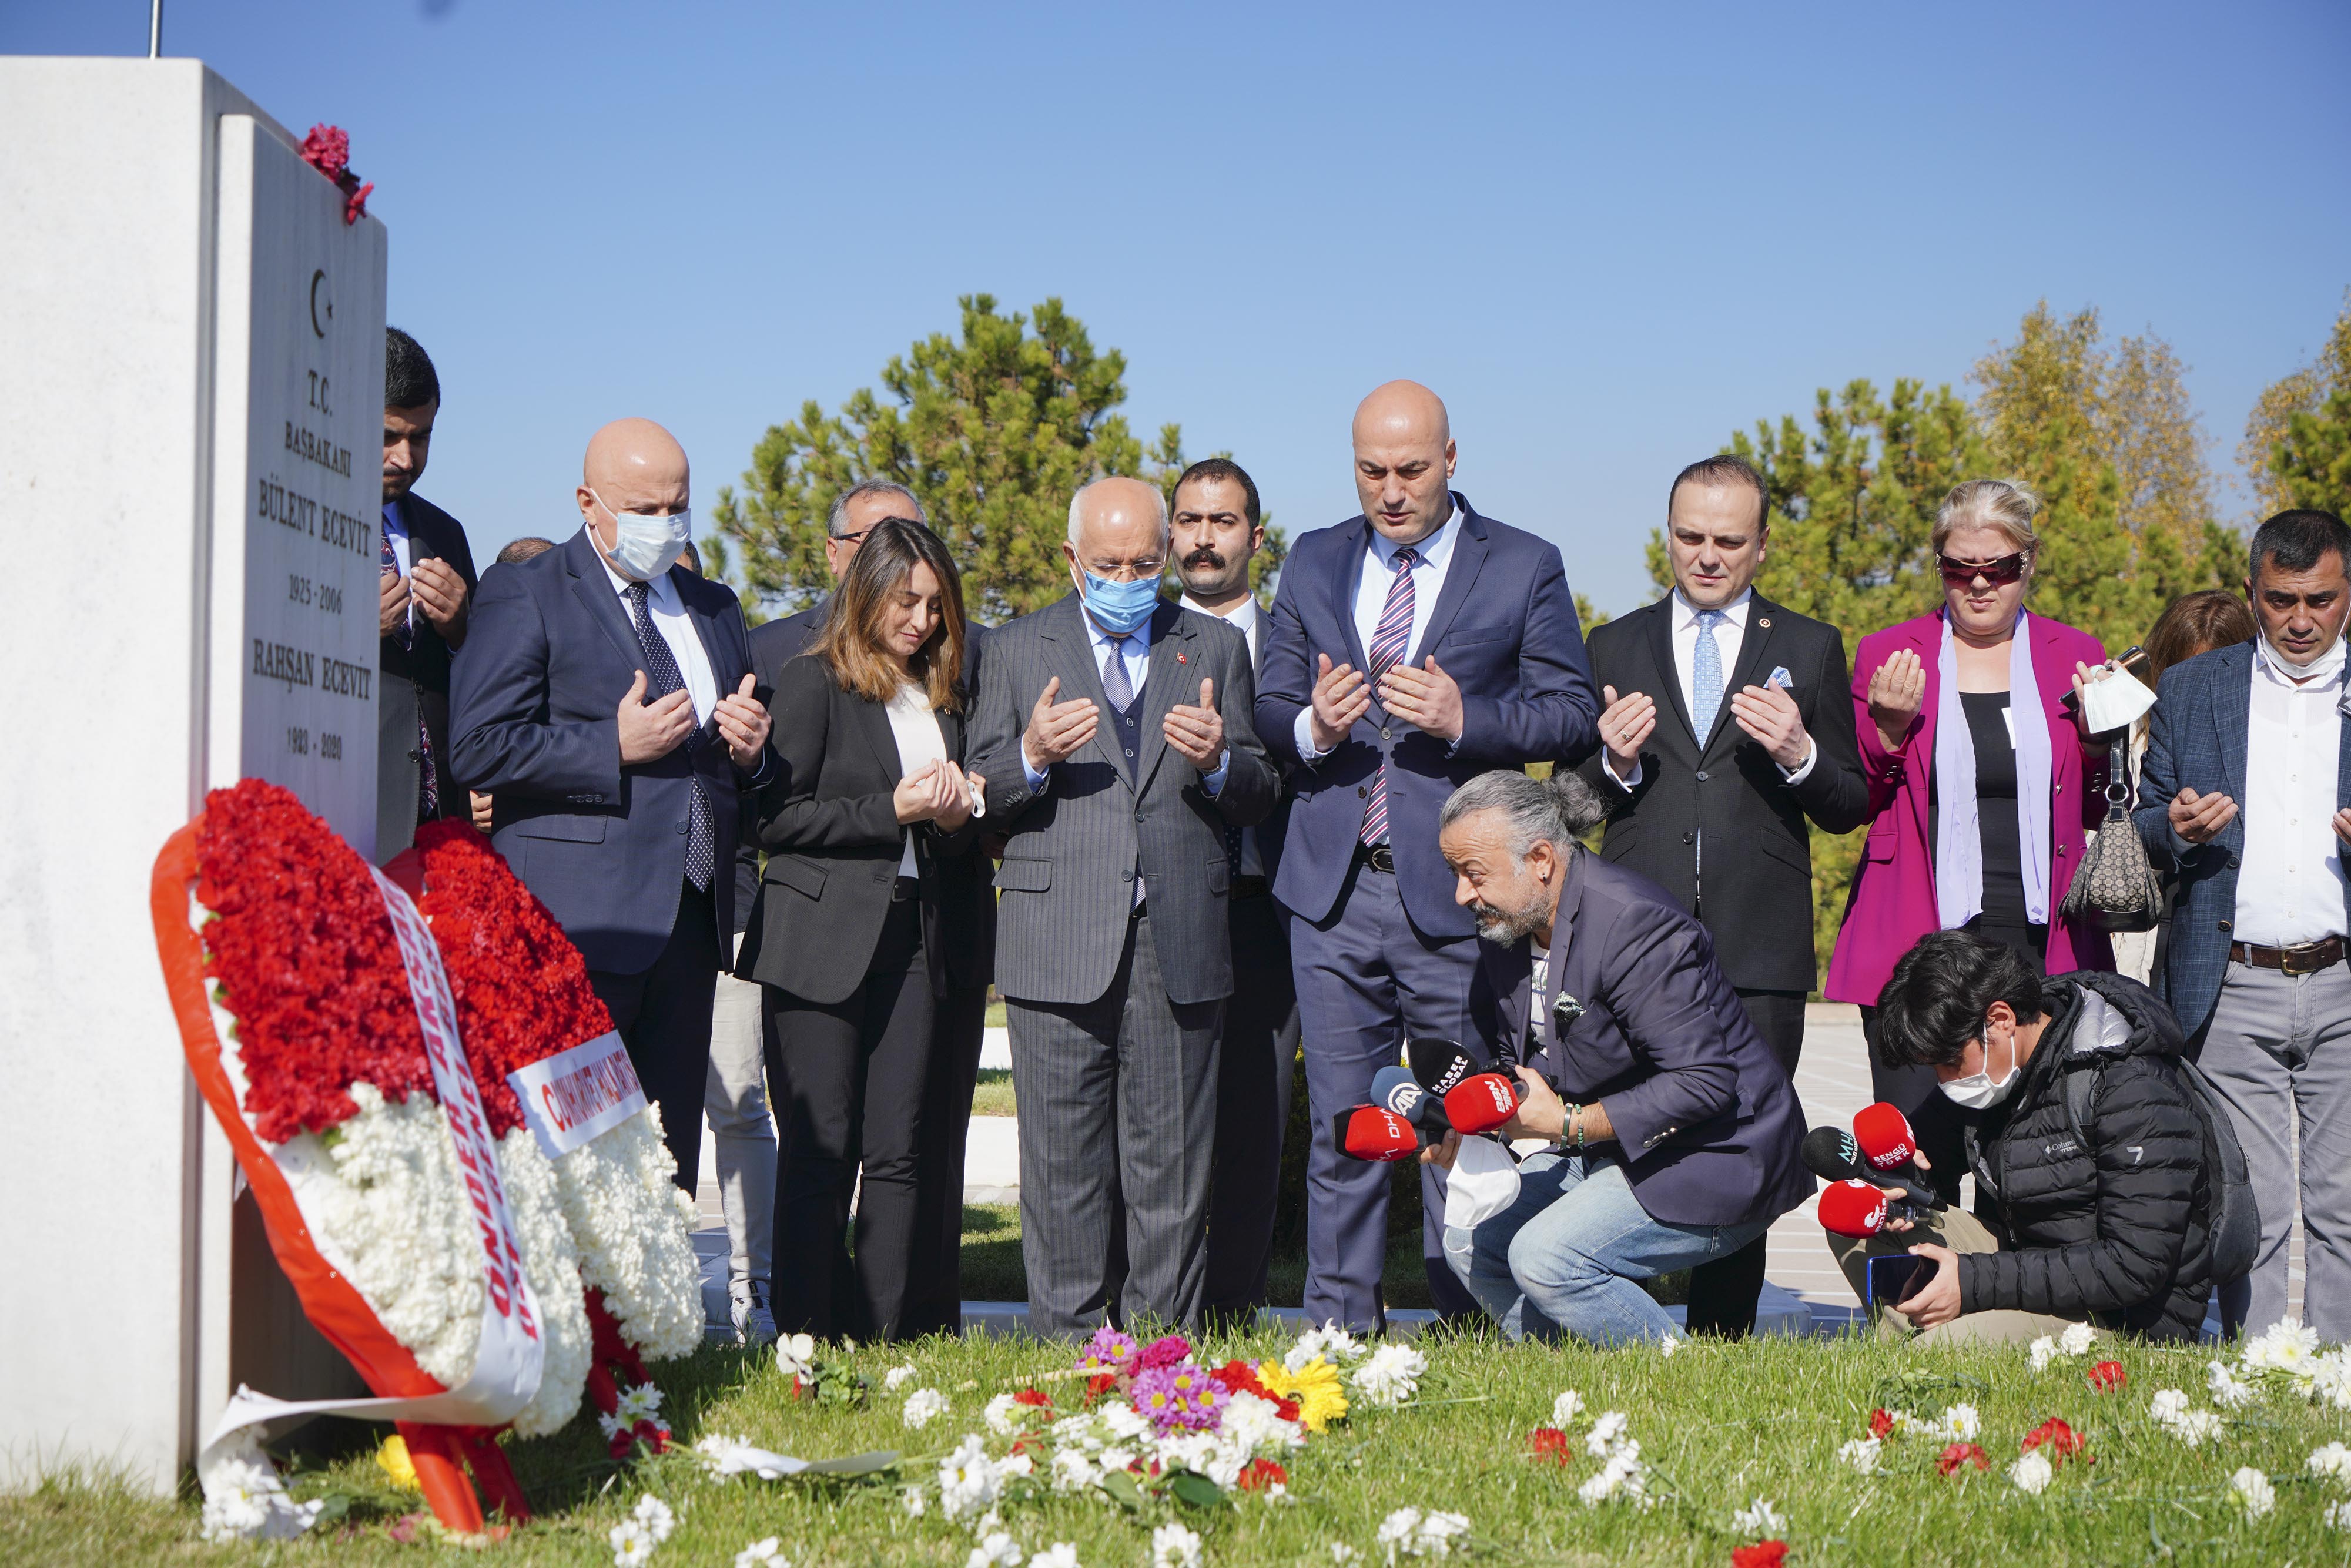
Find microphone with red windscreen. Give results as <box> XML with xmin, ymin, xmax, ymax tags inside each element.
<box><xmin>1332</xmin><ymin>1105</ymin><xmax>1422</xmax><ymax>1163</ymax></box>
<box><xmin>1443</xmin><ymin>1072</ymin><xmax>1531</xmax><ymax>1135</ymax></box>
<box><xmin>1852</xmin><ymin>1102</ymin><xmax>1920</xmax><ymax>1172</ymax></box>
<box><xmin>1817</xmin><ymin>1179</ymin><xmax>1892</xmax><ymax>1238</ymax></box>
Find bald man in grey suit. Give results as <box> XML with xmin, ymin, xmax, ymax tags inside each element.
<box><xmin>968</xmin><ymin>477</ymin><xmax>1278</xmax><ymax>1335</ymax></box>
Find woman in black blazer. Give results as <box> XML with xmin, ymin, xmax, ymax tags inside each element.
<box><xmin>741</xmin><ymin>519</ymin><xmax>979</xmax><ymax>1342</ymax></box>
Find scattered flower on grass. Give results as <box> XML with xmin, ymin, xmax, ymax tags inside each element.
<box><xmin>905</xmin><ymin>1388</ymin><xmax>952</xmax><ymax>1429</ymax></box>
<box><xmin>2242</xmin><ymin>1318</ymin><xmax>2321</xmax><ymax>1381</ymax></box>
<box><xmin>1868</xmin><ymin>1408</ymin><xmax>1897</xmax><ymax>1439</ymax></box>
<box><xmin>1136</xmin><ymin>1335</ymin><xmax>1194</xmax><ymax>1372</ymax></box>
<box><xmin>375</xmin><ymin>1435</ymin><xmax>420</xmax><ymax>1491</ymax></box>
<box><xmin>1659</xmin><ymin>1333</ymin><xmax>1684</xmax><ymax>1358</ymax></box>
<box><xmin>1375</xmin><ymin>1507</ymin><xmax>1469</xmax><ymax>1559</ymax></box>
<box><xmin>1730</xmin><ymin>1497</ymin><xmax>1786</xmax><ymax>1536</ymax></box>
<box><xmin>1260</xmin><ymin>1356</ymin><xmax>1348</xmax><ymax>1433</ymax></box>
<box><xmin>1838</xmin><ymin>1436</ymin><xmax>1882</xmax><ymax>1474</ymax></box>
<box><xmin>2327</xmin><ymin>1500</ymin><xmax>2351</xmax><ymax>1530</ymax></box>
<box><xmin>2021</xmin><ymin>1418</ymin><xmax>2088</xmax><ymax>1465</ymax></box>
<box><xmin>609</xmin><ymin>1519</ymin><xmax>655</xmax><ymax>1567</ymax></box>
<box><xmin>632</xmin><ymin>1496</ymin><xmax>675</xmax><ymax>1544</ymax></box>
<box><xmin>1332</xmin><ymin>1547</ymin><xmax>1359</xmax><ymax>1563</ymax></box>
<box><xmin>966</xmin><ymin>1535</ymin><xmax>1022</xmax><ymax>1568</ymax></box>
<box><xmin>2230</xmin><ymin>1466</ymin><xmax>2276</xmax><ymax>1521</ymax></box>
<box><xmin>1585</xmin><ymin>1410</ymin><xmax>1631</xmax><ymax>1457</ymax></box>
<box><xmin>903</xmin><ymin>1487</ymin><xmax>927</xmax><ymax>1517</ymax></box>
<box><xmin>776</xmin><ymin>1334</ymin><xmax>816</xmax><ymax>1382</ymax></box>
<box><xmin>734</xmin><ymin>1539</ymin><xmax>789</xmax><ymax>1568</ymax></box>
<box><xmin>1238</xmin><ymin>1459</ymin><xmax>1288</xmax><ymax>1492</ymax></box>
<box><xmin>2059</xmin><ymin>1322</ymin><xmax>2095</xmax><ymax>1356</ymax></box>
<box><xmin>1287</xmin><ymin>1324</ymin><xmax>1367</xmax><ymax>1372</ymax></box>
<box><xmin>1029</xmin><ymin>1543</ymin><xmax>1082</xmax><ymax>1568</ymax></box>
<box><xmin>2311</xmin><ymin>1442</ymin><xmax>2351</xmax><ymax>1487</ymax></box>
<box><xmin>2150</xmin><ymin>1388</ymin><xmax>2226</xmax><ymax>1445</ymax></box>
<box><xmin>2209</xmin><ymin>1360</ymin><xmax>2258</xmax><ymax>1408</ymax></box>
<box><xmin>1937</xmin><ymin>1443</ymin><xmax>1990</xmax><ymax>1476</ymax></box>
<box><xmin>1552</xmin><ymin>1389</ymin><xmax>1586</xmax><ymax>1426</ymax></box>
<box><xmin>2010</xmin><ymin>1451</ymin><xmax>2054</xmax><ymax>1494</ymax></box>
<box><xmin>1150</xmin><ymin>1523</ymin><xmax>1203</xmax><ymax>1568</ymax></box>
<box><xmin>1731</xmin><ymin>1544</ymin><xmax>1788</xmax><ymax>1568</ymax></box>
<box><xmin>883</xmin><ymin>1363</ymin><xmax>916</xmax><ymax>1391</ymax></box>
<box><xmin>2028</xmin><ymin>1335</ymin><xmax>2059</xmax><ymax>1372</ymax></box>
<box><xmin>1529</xmin><ymin>1427</ymin><xmax>1572</xmax><ymax>1465</ymax></box>
<box><xmin>1578</xmin><ymin>1443</ymin><xmax>1648</xmax><ymax>1507</ymax></box>
<box><xmin>1079</xmin><ymin>1326</ymin><xmax>1139</xmax><ymax>1374</ymax></box>
<box><xmin>1352</xmin><ymin>1343</ymin><xmax>1428</xmax><ymax>1408</ymax></box>
<box><xmin>2088</xmin><ymin>1359</ymin><xmax>2127</xmax><ymax>1392</ymax></box>
<box><xmin>1930</xmin><ymin>1403</ymin><xmax>1981</xmax><ymax>1441</ymax></box>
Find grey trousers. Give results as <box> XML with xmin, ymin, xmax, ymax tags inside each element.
<box><xmin>2194</xmin><ymin>958</ymin><xmax>2351</xmax><ymax>1341</ymax></box>
<box><xmin>705</xmin><ymin>933</ymin><xmax>776</xmax><ymax>1298</ymax></box>
<box><xmin>1009</xmin><ymin>907</ymin><xmax>1222</xmax><ymax>1338</ymax></box>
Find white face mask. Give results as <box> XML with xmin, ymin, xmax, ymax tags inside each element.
<box><xmin>594</xmin><ymin>490</ymin><xmax>691</xmax><ymax>581</ymax></box>
<box><xmin>1940</xmin><ymin>1021</ymin><xmax>2020</xmax><ymax>1110</ymax></box>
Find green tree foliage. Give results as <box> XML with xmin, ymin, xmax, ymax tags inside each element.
<box><xmin>709</xmin><ymin>294</ymin><xmax>1284</xmax><ymax>625</ymax></box>
<box><xmin>2245</xmin><ymin>293</ymin><xmax>2351</xmax><ymax>520</ymax></box>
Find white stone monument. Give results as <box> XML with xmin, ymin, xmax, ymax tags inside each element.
<box><xmin>0</xmin><ymin>57</ymin><xmax>386</xmax><ymax>1492</ymax></box>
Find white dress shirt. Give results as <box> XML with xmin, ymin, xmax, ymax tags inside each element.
<box><xmin>592</xmin><ymin>528</ymin><xmax>716</xmax><ymax>726</ymax></box>
<box><xmin>1295</xmin><ymin>508</ymin><xmax>1466</xmax><ymax>762</ymax></box>
<box><xmin>2232</xmin><ymin>634</ymin><xmax>2349</xmax><ymax>946</ymax></box>
<box><xmin>1181</xmin><ymin>591</ymin><xmax>1265</xmax><ymax>877</ymax></box>
<box><xmin>1601</xmin><ymin>588</ymin><xmax>1817</xmax><ymax>788</ymax></box>
<box><xmin>885</xmin><ymin>681</ymin><xmax>949</xmax><ymax>877</ymax></box>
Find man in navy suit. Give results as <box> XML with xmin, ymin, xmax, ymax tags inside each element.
<box><xmin>450</xmin><ymin>418</ymin><xmax>775</xmax><ymax>1191</ymax></box>
<box><xmin>376</xmin><ymin>327</ymin><xmax>479</xmax><ymax>860</ymax></box>
<box><xmin>1434</xmin><ymin>769</ymin><xmax>1811</xmax><ymax>1344</ymax></box>
<box><xmin>1257</xmin><ymin>381</ymin><xmax>1600</xmax><ymax>1331</ymax></box>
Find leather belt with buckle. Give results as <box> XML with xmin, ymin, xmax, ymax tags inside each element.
<box><xmin>1357</xmin><ymin>843</ymin><xmax>1395</xmax><ymax>874</ymax></box>
<box><xmin>1230</xmin><ymin>875</ymin><xmax>1271</xmax><ymax>901</ymax></box>
<box><xmin>891</xmin><ymin>876</ymin><xmax>920</xmax><ymax>903</ymax></box>
<box><xmin>2231</xmin><ymin>936</ymin><xmax>2347</xmax><ymax>977</ymax></box>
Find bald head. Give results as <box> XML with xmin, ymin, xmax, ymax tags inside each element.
<box><xmin>576</xmin><ymin>417</ymin><xmax>691</xmax><ymax>570</ymax></box>
<box><xmin>1063</xmin><ymin>477</ymin><xmax>1170</xmax><ymax>607</ymax></box>
<box><xmin>1352</xmin><ymin>380</ymin><xmax>1457</xmax><ymax>543</ymax></box>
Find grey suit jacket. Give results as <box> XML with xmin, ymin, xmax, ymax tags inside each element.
<box><xmin>968</xmin><ymin>594</ymin><xmax>1277</xmax><ymax>1006</ymax></box>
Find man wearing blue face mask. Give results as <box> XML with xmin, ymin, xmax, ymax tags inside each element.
<box><xmin>450</xmin><ymin>417</ymin><xmax>776</xmax><ymax>1192</ymax></box>
<box><xmin>967</xmin><ymin>475</ymin><xmax>1280</xmax><ymax>1335</ymax></box>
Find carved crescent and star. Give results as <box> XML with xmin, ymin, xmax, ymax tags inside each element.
<box><xmin>308</xmin><ymin>269</ymin><xmax>332</xmax><ymax>339</ymax></box>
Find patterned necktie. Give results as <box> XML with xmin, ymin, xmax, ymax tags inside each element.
<box><xmin>1359</xmin><ymin>546</ymin><xmax>1419</xmax><ymax>845</ymax></box>
<box><xmin>381</xmin><ymin>508</ymin><xmax>437</xmax><ymax>823</ymax></box>
<box><xmin>1101</xmin><ymin>635</ymin><xmax>1134</xmax><ymax>712</ymax></box>
<box><xmin>623</xmin><ymin>581</ymin><xmax>714</xmax><ymax>892</ymax></box>
<box><xmin>1692</xmin><ymin>608</ymin><xmax>1727</xmax><ymax>742</ymax></box>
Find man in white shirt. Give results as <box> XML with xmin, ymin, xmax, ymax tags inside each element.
<box><xmin>2135</xmin><ymin>508</ymin><xmax>2351</xmax><ymax>1338</ymax></box>
<box><xmin>1171</xmin><ymin>458</ymin><xmax>1301</xmax><ymax>1325</ymax></box>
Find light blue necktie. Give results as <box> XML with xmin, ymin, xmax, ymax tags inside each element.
<box><xmin>1692</xmin><ymin>609</ymin><xmax>1727</xmax><ymax>741</ymax></box>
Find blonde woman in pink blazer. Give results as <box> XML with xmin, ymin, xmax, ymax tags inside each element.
<box><xmin>1826</xmin><ymin>480</ymin><xmax>2117</xmax><ymax>1201</ymax></box>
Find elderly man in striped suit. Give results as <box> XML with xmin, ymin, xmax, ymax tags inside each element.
<box><xmin>968</xmin><ymin>476</ymin><xmax>1279</xmax><ymax>1335</ymax></box>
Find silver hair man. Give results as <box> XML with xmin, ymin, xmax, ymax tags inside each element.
<box><xmin>828</xmin><ymin>477</ymin><xmax>926</xmax><ymax>537</ymax></box>
<box><xmin>1438</xmin><ymin>771</ymin><xmax>1607</xmax><ymax>943</ymax></box>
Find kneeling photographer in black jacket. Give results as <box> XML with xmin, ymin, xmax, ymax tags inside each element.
<box><xmin>1832</xmin><ymin>930</ymin><xmax>2218</xmax><ymax>1343</ymax></box>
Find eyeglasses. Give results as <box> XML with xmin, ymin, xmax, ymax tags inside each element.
<box><xmin>1938</xmin><ymin>552</ymin><xmax>2029</xmax><ymax>588</ymax></box>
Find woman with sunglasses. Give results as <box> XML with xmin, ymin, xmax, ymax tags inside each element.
<box><xmin>740</xmin><ymin>517</ymin><xmax>982</xmax><ymax>1343</ymax></box>
<box><xmin>1825</xmin><ymin>480</ymin><xmax>2116</xmax><ymax>1205</ymax></box>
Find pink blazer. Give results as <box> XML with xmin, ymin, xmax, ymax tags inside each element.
<box><xmin>1824</xmin><ymin>610</ymin><xmax>2115</xmax><ymax>1005</ymax></box>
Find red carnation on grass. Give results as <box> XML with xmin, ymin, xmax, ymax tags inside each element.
<box><xmin>1937</xmin><ymin>1442</ymin><xmax>1990</xmax><ymax>1476</ymax></box>
<box><xmin>1213</xmin><ymin>1359</ymin><xmax>1273</xmax><ymax>1401</ymax></box>
<box><xmin>1084</xmin><ymin>1375</ymin><xmax>1118</xmax><ymax>1401</ymax></box>
<box><xmin>1236</xmin><ymin>1458</ymin><xmax>1287</xmax><ymax>1492</ymax></box>
<box><xmin>2088</xmin><ymin>1359</ymin><xmax>2127</xmax><ymax>1392</ymax></box>
<box><xmin>1528</xmin><ymin>1426</ymin><xmax>1572</xmax><ymax>1465</ymax></box>
<box><xmin>1731</xmin><ymin>1543</ymin><xmax>1787</xmax><ymax>1568</ymax></box>
<box><xmin>1136</xmin><ymin>1334</ymin><xmax>1193</xmax><ymax>1371</ymax></box>
<box><xmin>403</xmin><ymin>822</ymin><xmax>615</xmax><ymax>1139</ymax></box>
<box><xmin>2022</xmin><ymin>1417</ymin><xmax>2089</xmax><ymax>1465</ymax></box>
<box><xmin>1014</xmin><ymin>1388</ymin><xmax>1052</xmax><ymax>1408</ymax></box>
<box><xmin>1868</xmin><ymin>1408</ymin><xmax>1895</xmax><ymax>1439</ymax></box>
<box><xmin>195</xmin><ymin>779</ymin><xmax>435</xmax><ymax>1141</ymax></box>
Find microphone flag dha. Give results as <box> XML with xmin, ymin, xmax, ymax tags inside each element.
<box><xmin>1332</xmin><ymin>1105</ymin><xmax>1421</xmax><ymax>1163</ymax></box>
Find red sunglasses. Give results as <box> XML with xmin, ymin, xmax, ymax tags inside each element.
<box><xmin>1938</xmin><ymin>551</ymin><xmax>2028</xmax><ymax>587</ymax></box>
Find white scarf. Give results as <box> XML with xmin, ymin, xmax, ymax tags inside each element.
<box><xmin>1933</xmin><ymin>610</ymin><xmax>2053</xmax><ymax>930</ymax></box>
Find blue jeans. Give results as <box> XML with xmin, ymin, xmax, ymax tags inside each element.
<box><xmin>1444</xmin><ymin>1150</ymin><xmax>1772</xmax><ymax>1345</ymax></box>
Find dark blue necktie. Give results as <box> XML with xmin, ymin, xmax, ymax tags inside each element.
<box><xmin>381</xmin><ymin>505</ymin><xmax>437</xmax><ymax>823</ymax></box>
<box><xmin>623</xmin><ymin>581</ymin><xmax>714</xmax><ymax>892</ymax></box>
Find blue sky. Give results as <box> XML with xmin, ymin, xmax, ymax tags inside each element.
<box><xmin>11</xmin><ymin>1</ymin><xmax>2349</xmax><ymax>616</ymax></box>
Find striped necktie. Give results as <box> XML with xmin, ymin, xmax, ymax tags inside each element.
<box><xmin>1359</xmin><ymin>545</ymin><xmax>1419</xmax><ymax>846</ymax></box>
<box><xmin>622</xmin><ymin>581</ymin><xmax>715</xmax><ymax>892</ymax></box>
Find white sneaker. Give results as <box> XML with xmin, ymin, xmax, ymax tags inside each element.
<box><xmin>732</xmin><ymin>1283</ymin><xmax>778</xmax><ymax>1346</ymax></box>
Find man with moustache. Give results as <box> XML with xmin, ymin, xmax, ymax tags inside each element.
<box><xmin>450</xmin><ymin>417</ymin><xmax>775</xmax><ymax>1191</ymax></box>
<box><xmin>376</xmin><ymin>327</ymin><xmax>478</xmax><ymax>860</ymax></box>
<box><xmin>1171</xmin><ymin>457</ymin><xmax>1300</xmax><ymax>1324</ymax></box>
<box><xmin>2134</xmin><ymin>508</ymin><xmax>2351</xmax><ymax>1339</ymax></box>
<box><xmin>1575</xmin><ymin>454</ymin><xmax>1868</xmax><ymax>1335</ymax></box>
<box><xmin>1257</xmin><ymin>381</ymin><xmax>1600</xmax><ymax>1333</ymax></box>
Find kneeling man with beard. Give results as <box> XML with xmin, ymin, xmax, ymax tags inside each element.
<box><xmin>1429</xmin><ymin>770</ymin><xmax>1813</xmax><ymax>1343</ymax></box>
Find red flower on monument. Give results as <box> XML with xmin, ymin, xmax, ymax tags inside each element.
<box><xmin>1730</xmin><ymin>1543</ymin><xmax>1787</xmax><ymax>1568</ymax></box>
<box><xmin>2087</xmin><ymin>1360</ymin><xmax>2127</xmax><ymax>1392</ymax></box>
<box><xmin>1937</xmin><ymin>1442</ymin><xmax>1990</xmax><ymax>1476</ymax></box>
<box><xmin>298</xmin><ymin>122</ymin><xmax>371</xmax><ymax>225</ymax></box>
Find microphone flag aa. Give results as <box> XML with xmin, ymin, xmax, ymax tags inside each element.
<box><xmin>1371</xmin><ymin>1064</ymin><xmax>1451</xmax><ymax>1134</ymax></box>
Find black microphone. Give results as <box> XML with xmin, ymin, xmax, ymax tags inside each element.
<box><xmin>1371</xmin><ymin>1065</ymin><xmax>1451</xmax><ymax>1136</ymax></box>
<box><xmin>1406</xmin><ymin>1037</ymin><xmax>1480</xmax><ymax>1096</ymax></box>
<box><xmin>1800</xmin><ymin>1125</ymin><xmax>1942</xmax><ymax>1211</ymax></box>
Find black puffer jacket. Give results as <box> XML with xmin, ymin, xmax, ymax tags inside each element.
<box><xmin>1958</xmin><ymin>971</ymin><xmax>2214</xmax><ymax>1340</ymax></box>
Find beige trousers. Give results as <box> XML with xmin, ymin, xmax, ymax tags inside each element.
<box><xmin>1827</xmin><ymin>1205</ymin><xmax>2085</xmax><ymax>1346</ymax></box>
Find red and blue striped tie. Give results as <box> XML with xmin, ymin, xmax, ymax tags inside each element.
<box><xmin>1359</xmin><ymin>545</ymin><xmax>1418</xmax><ymax>845</ymax></box>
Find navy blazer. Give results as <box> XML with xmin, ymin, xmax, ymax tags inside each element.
<box><xmin>2132</xmin><ymin>639</ymin><xmax>2351</xmax><ymax>1036</ymax></box>
<box><xmin>1256</xmin><ymin>494</ymin><xmax>1600</xmax><ymax>934</ymax></box>
<box><xmin>448</xmin><ymin>529</ymin><xmax>775</xmax><ymax>974</ymax></box>
<box><xmin>1475</xmin><ymin>849</ymin><xmax>1813</xmax><ymax>1229</ymax></box>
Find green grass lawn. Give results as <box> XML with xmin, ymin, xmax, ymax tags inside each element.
<box><xmin>12</xmin><ymin>1329</ymin><xmax>2351</xmax><ymax>1564</ymax></box>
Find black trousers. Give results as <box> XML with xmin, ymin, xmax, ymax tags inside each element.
<box><xmin>767</xmin><ymin>899</ymin><xmax>935</xmax><ymax>1342</ymax></box>
<box><xmin>900</xmin><ymin>980</ymin><xmax>990</xmax><ymax>1338</ymax></box>
<box><xmin>1861</xmin><ymin>919</ymin><xmax>2047</xmax><ymax>1210</ymax></box>
<box><xmin>589</xmin><ymin>881</ymin><xmax>721</xmax><ymax>1195</ymax></box>
<box><xmin>1682</xmin><ymin>988</ymin><xmax>1807</xmax><ymax>1338</ymax></box>
<box><xmin>1203</xmin><ymin>889</ymin><xmax>1301</xmax><ymax>1322</ymax></box>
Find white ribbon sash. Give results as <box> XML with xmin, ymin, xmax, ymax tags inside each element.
<box><xmin>509</xmin><ymin>1030</ymin><xmax>645</xmax><ymax>1159</ymax></box>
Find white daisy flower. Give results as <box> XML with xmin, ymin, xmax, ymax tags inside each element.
<box><xmin>2010</xmin><ymin>1452</ymin><xmax>2054</xmax><ymax>1495</ymax></box>
<box><xmin>1732</xmin><ymin>1497</ymin><xmax>1786</xmax><ymax>1535</ymax></box>
<box><xmin>734</xmin><ymin>1537</ymin><xmax>789</xmax><ymax>1568</ymax></box>
<box><xmin>1551</xmin><ymin>1389</ymin><xmax>1585</xmax><ymax>1426</ymax></box>
<box><xmin>1838</xmin><ymin>1436</ymin><xmax>1882</xmax><ymax>1474</ymax></box>
<box><xmin>964</xmin><ymin>1534</ymin><xmax>1022</xmax><ymax>1568</ymax></box>
<box><xmin>883</xmin><ymin>1363</ymin><xmax>917</xmax><ymax>1391</ymax></box>
<box><xmin>609</xmin><ymin>1518</ymin><xmax>655</xmax><ymax>1567</ymax></box>
<box><xmin>1931</xmin><ymin>1403</ymin><xmax>1980</xmax><ymax>1442</ymax></box>
<box><xmin>2208</xmin><ymin>1360</ymin><xmax>2258</xmax><ymax>1409</ymax></box>
<box><xmin>1151</xmin><ymin>1522</ymin><xmax>1204</xmax><ymax>1568</ymax></box>
<box><xmin>2149</xmin><ymin>1388</ymin><xmax>2190</xmax><ymax>1423</ymax></box>
<box><xmin>2229</xmin><ymin>1466</ymin><xmax>2275</xmax><ymax>1520</ymax></box>
<box><xmin>1288</xmin><ymin>1322</ymin><xmax>1368</xmax><ymax>1372</ymax></box>
<box><xmin>632</xmin><ymin>1496</ymin><xmax>675</xmax><ymax>1544</ymax></box>
<box><xmin>1331</xmin><ymin>1546</ymin><xmax>1360</xmax><ymax>1563</ymax></box>
<box><xmin>2310</xmin><ymin>1442</ymin><xmax>2351</xmax><ymax>1486</ymax></box>
<box><xmin>902</xmin><ymin>1486</ymin><xmax>927</xmax><ymax>1517</ymax></box>
<box><xmin>904</xmin><ymin>1388</ymin><xmax>952</xmax><ymax>1429</ymax></box>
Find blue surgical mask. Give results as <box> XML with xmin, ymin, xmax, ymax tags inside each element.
<box><xmin>594</xmin><ymin>490</ymin><xmax>691</xmax><ymax>581</ymax></box>
<box><xmin>1071</xmin><ymin>562</ymin><xmax>1161</xmax><ymax>636</ymax></box>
